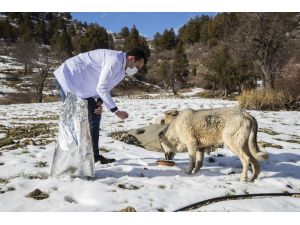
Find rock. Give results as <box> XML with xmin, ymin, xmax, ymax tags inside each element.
<box><xmin>117</xmin><ymin>183</ymin><xmax>141</xmax><ymax>190</ymax></box>
<box><xmin>25</xmin><ymin>189</ymin><xmax>49</xmax><ymax>200</ymax></box>
<box><xmin>128</xmin><ymin>124</ymin><xmax>168</xmax><ymax>152</ymax></box>
<box><xmin>0</xmin><ymin>178</ymin><xmax>8</xmax><ymax>184</ymax></box>
<box><xmin>34</xmin><ymin>161</ymin><xmax>48</xmax><ymax>168</ymax></box>
<box><xmin>109</xmin><ymin>124</ymin><xmax>169</xmax><ymax>152</ymax></box>
<box><xmin>109</xmin><ymin>131</ymin><xmax>144</xmax><ymax>147</ymax></box>
<box><xmin>119</xmin><ymin>206</ymin><xmax>137</xmax><ymax>212</ymax></box>
<box><xmin>64</xmin><ymin>195</ymin><xmax>78</xmax><ymax>204</ymax></box>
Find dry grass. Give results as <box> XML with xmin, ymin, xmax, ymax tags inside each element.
<box><xmin>0</xmin><ymin>92</ymin><xmax>36</xmax><ymax>105</ymax></box>
<box><xmin>237</xmin><ymin>89</ymin><xmax>293</xmax><ymax>111</ymax></box>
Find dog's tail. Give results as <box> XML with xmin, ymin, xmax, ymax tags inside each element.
<box><xmin>247</xmin><ymin>113</ymin><xmax>268</xmax><ymax>161</ymax></box>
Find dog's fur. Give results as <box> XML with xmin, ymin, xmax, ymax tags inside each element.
<box><xmin>159</xmin><ymin>107</ymin><xmax>268</xmax><ymax>182</ymax></box>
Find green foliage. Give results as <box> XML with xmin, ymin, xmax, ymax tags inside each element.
<box><xmin>18</xmin><ymin>14</ymin><xmax>35</xmax><ymax>42</ymax></box>
<box><xmin>75</xmin><ymin>23</ymin><xmax>110</xmax><ymax>53</ymax></box>
<box><xmin>152</xmin><ymin>28</ymin><xmax>176</xmax><ymax>51</ymax></box>
<box><xmin>160</xmin><ymin>28</ymin><xmax>177</xmax><ymax>50</ymax></box>
<box><xmin>203</xmin><ymin>46</ymin><xmax>237</xmax><ymax>95</ymax></box>
<box><xmin>35</xmin><ymin>20</ymin><xmax>48</xmax><ymax>44</ymax></box>
<box><xmin>178</xmin><ymin>15</ymin><xmax>210</xmax><ymax>45</ymax></box>
<box><xmin>122</xmin><ymin>26</ymin><xmax>150</xmax><ymax>58</ymax></box>
<box><xmin>0</xmin><ymin>19</ymin><xmax>18</xmax><ymax>42</ymax></box>
<box><xmin>174</xmin><ymin>41</ymin><xmax>189</xmax><ymax>83</ymax></box>
<box><xmin>123</xmin><ymin>25</ymin><xmax>140</xmax><ymax>51</ymax></box>
<box><xmin>120</xmin><ymin>26</ymin><xmax>130</xmax><ymax>38</ymax></box>
<box><xmin>51</xmin><ymin>28</ymin><xmax>73</xmax><ymax>61</ymax></box>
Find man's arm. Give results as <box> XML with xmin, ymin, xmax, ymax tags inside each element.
<box><xmin>96</xmin><ymin>58</ymin><xmax>120</xmax><ymax>112</ymax></box>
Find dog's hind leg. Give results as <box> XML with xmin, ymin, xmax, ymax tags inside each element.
<box><xmin>224</xmin><ymin>139</ymin><xmax>250</xmax><ymax>181</ymax></box>
<box><xmin>249</xmin><ymin>156</ymin><xmax>260</xmax><ymax>182</ymax></box>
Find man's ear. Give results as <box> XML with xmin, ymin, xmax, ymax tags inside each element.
<box><xmin>128</xmin><ymin>56</ymin><xmax>135</xmax><ymax>61</ymax></box>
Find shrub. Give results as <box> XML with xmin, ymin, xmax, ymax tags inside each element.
<box><xmin>237</xmin><ymin>89</ymin><xmax>293</xmax><ymax>111</ymax></box>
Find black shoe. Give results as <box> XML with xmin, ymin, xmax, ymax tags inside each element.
<box><xmin>95</xmin><ymin>155</ymin><xmax>116</xmax><ymax>164</ymax></box>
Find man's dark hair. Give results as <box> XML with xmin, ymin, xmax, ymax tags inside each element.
<box><xmin>127</xmin><ymin>48</ymin><xmax>147</xmax><ymax>65</ymax></box>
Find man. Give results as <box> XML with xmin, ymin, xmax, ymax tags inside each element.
<box><xmin>54</xmin><ymin>48</ymin><xmax>147</xmax><ymax>164</ymax></box>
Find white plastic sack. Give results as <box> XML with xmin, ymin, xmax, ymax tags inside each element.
<box><xmin>50</xmin><ymin>93</ymin><xmax>95</xmax><ymax>178</ymax></box>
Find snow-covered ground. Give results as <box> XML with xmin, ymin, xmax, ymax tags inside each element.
<box><xmin>180</xmin><ymin>88</ymin><xmax>205</xmax><ymax>96</ymax></box>
<box><xmin>0</xmin><ymin>96</ymin><xmax>300</xmax><ymax>212</ymax></box>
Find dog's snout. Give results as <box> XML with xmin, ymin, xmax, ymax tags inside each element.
<box><xmin>161</xmin><ymin>119</ymin><xmax>165</xmax><ymax>124</ymax></box>
<box><xmin>165</xmin><ymin>152</ymin><xmax>175</xmax><ymax>160</ymax></box>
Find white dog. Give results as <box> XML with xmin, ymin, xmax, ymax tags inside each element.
<box><xmin>158</xmin><ymin>107</ymin><xmax>268</xmax><ymax>182</ymax></box>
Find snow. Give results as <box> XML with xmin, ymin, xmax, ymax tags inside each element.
<box><xmin>0</xmin><ymin>55</ymin><xmax>23</xmax><ymax>70</ymax></box>
<box><xmin>0</xmin><ymin>84</ymin><xmax>18</xmax><ymax>94</ymax></box>
<box><xmin>180</xmin><ymin>88</ymin><xmax>205</xmax><ymax>96</ymax></box>
<box><xmin>0</xmin><ymin>96</ymin><xmax>300</xmax><ymax>212</ymax></box>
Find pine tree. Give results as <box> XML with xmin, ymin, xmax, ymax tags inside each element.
<box><xmin>120</xmin><ymin>26</ymin><xmax>130</xmax><ymax>38</ymax></box>
<box><xmin>152</xmin><ymin>32</ymin><xmax>162</xmax><ymax>50</ymax></box>
<box><xmin>18</xmin><ymin>14</ymin><xmax>34</xmax><ymax>42</ymax></box>
<box><xmin>174</xmin><ymin>41</ymin><xmax>189</xmax><ymax>85</ymax></box>
<box><xmin>51</xmin><ymin>28</ymin><xmax>73</xmax><ymax>61</ymax></box>
<box><xmin>0</xmin><ymin>19</ymin><xmax>17</xmax><ymax>42</ymax></box>
<box><xmin>160</xmin><ymin>28</ymin><xmax>176</xmax><ymax>50</ymax></box>
<box><xmin>76</xmin><ymin>24</ymin><xmax>109</xmax><ymax>52</ymax></box>
<box><xmin>35</xmin><ymin>20</ymin><xmax>48</xmax><ymax>44</ymax></box>
<box><xmin>123</xmin><ymin>25</ymin><xmax>140</xmax><ymax>51</ymax></box>
<box><xmin>203</xmin><ymin>46</ymin><xmax>237</xmax><ymax>97</ymax></box>
<box><xmin>108</xmin><ymin>33</ymin><xmax>115</xmax><ymax>50</ymax></box>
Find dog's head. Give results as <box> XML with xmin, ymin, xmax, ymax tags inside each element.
<box><xmin>160</xmin><ymin>109</ymin><xmax>179</xmax><ymax>125</ymax></box>
<box><xmin>158</xmin><ymin>126</ymin><xmax>176</xmax><ymax>160</ymax></box>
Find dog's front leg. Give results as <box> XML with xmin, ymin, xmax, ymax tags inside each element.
<box><xmin>186</xmin><ymin>139</ymin><xmax>197</xmax><ymax>174</ymax></box>
<box><xmin>193</xmin><ymin>148</ymin><xmax>205</xmax><ymax>173</ymax></box>
<box><xmin>187</xmin><ymin>155</ymin><xmax>196</xmax><ymax>174</ymax></box>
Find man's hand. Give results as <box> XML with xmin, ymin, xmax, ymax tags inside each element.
<box><xmin>115</xmin><ymin>111</ymin><xmax>129</xmax><ymax>120</ymax></box>
<box><xmin>94</xmin><ymin>105</ymin><xmax>103</xmax><ymax>115</ymax></box>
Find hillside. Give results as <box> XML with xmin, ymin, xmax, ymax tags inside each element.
<box><xmin>1</xmin><ymin>12</ymin><xmax>300</xmax><ymax>105</ymax></box>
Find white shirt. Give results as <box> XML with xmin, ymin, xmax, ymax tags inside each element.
<box><xmin>54</xmin><ymin>49</ymin><xmax>126</xmax><ymax>111</ymax></box>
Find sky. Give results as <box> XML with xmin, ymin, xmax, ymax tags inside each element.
<box><xmin>71</xmin><ymin>12</ymin><xmax>217</xmax><ymax>39</ymax></box>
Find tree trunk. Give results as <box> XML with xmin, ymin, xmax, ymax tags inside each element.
<box><xmin>224</xmin><ymin>88</ymin><xmax>229</xmax><ymax>98</ymax></box>
<box><xmin>24</xmin><ymin>63</ymin><xmax>28</xmax><ymax>75</ymax></box>
<box><xmin>212</xmin><ymin>83</ymin><xmax>216</xmax><ymax>93</ymax></box>
<box><xmin>172</xmin><ymin>79</ymin><xmax>177</xmax><ymax>95</ymax></box>
<box><xmin>170</xmin><ymin>63</ymin><xmax>177</xmax><ymax>95</ymax></box>
<box><xmin>255</xmin><ymin>60</ymin><xmax>275</xmax><ymax>90</ymax></box>
<box><xmin>36</xmin><ymin>68</ymin><xmax>49</xmax><ymax>103</ymax></box>
<box><xmin>37</xmin><ymin>84</ymin><xmax>43</xmax><ymax>103</ymax></box>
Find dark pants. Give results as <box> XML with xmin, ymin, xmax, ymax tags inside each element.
<box><xmin>55</xmin><ymin>79</ymin><xmax>101</xmax><ymax>160</ymax></box>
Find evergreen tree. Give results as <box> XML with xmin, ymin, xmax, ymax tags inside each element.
<box><xmin>0</xmin><ymin>19</ymin><xmax>17</xmax><ymax>42</ymax></box>
<box><xmin>203</xmin><ymin>46</ymin><xmax>237</xmax><ymax>97</ymax></box>
<box><xmin>108</xmin><ymin>33</ymin><xmax>115</xmax><ymax>49</ymax></box>
<box><xmin>35</xmin><ymin>20</ymin><xmax>48</xmax><ymax>44</ymax></box>
<box><xmin>160</xmin><ymin>28</ymin><xmax>176</xmax><ymax>50</ymax></box>
<box><xmin>76</xmin><ymin>24</ymin><xmax>110</xmax><ymax>53</ymax></box>
<box><xmin>152</xmin><ymin>32</ymin><xmax>162</xmax><ymax>50</ymax></box>
<box><xmin>51</xmin><ymin>28</ymin><xmax>73</xmax><ymax>61</ymax></box>
<box><xmin>174</xmin><ymin>41</ymin><xmax>189</xmax><ymax>84</ymax></box>
<box><xmin>120</xmin><ymin>26</ymin><xmax>130</xmax><ymax>38</ymax></box>
<box><xmin>123</xmin><ymin>25</ymin><xmax>140</xmax><ymax>51</ymax></box>
<box><xmin>18</xmin><ymin>14</ymin><xmax>34</xmax><ymax>42</ymax></box>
